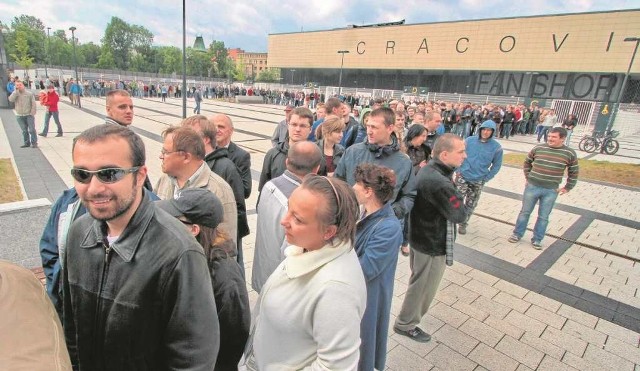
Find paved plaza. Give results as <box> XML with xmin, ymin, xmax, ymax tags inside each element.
<box><xmin>1</xmin><ymin>96</ymin><xmax>639</xmax><ymax>370</ymax></box>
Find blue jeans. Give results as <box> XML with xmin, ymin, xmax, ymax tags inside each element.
<box><xmin>16</xmin><ymin>115</ymin><xmax>37</xmax><ymax>145</ymax></box>
<box><xmin>513</xmin><ymin>183</ymin><xmax>559</xmax><ymax>242</ymax></box>
<box><xmin>502</xmin><ymin>123</ymin><xmax>512</xmax><ymax>139</ymax></box>
<box><xmin>42</xmin><ymin>111</ymin><xmax>63</xmax><ymax>135</ymax></box>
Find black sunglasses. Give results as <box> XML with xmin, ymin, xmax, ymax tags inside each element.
<box><xmin>71</xmin><ymin>167</ymin><xmax>140</xmax><ymax>184</ymax></box>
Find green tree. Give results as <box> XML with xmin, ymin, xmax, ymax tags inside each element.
<box><xmin>10</xmin><ymin>29</ymin><xmax>34</xmax><ymax>77</ymax></box>
<box><xmin>101</xmin><ymin>17</ymin><xmax>154</xmax><ymax>70</ymax></box>
<box><xmin>96</xmin><ymin>47</ymin><xmax>116</xmax><ymax>69</ymax></box>
<box><xmin>79</xmin><ymin>42</ymin><xmax>101</xmax><ymax>66</ymax></box>
<box><xmin>256</xmin><ymin>68</ymin><xmax>280</xmax><ymax>82</ymax></box>
<box><xmin>232</xmin><ymin>57</ymin><xmax>245</xmax><ymax>82</ymax></box>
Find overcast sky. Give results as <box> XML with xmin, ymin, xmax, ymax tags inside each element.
<box><xmin>1</xmin><ymin>0</ymin><xmax>637</xmax><ymax>51</ymax></box>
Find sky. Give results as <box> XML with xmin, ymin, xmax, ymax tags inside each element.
<box><xmin>1</xmin><ymin>0</ymin><xmax>638</xmax><ymax>52</ymax></box>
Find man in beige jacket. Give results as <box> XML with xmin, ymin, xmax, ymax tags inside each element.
<box><xmin>155</xmin><ymin>126</ymin><xmax>238</xmax><ymax>243</ymax></box>
<box><xmin>8</xmin><ymin>81</ymin><xmax>38</xmax><ymax>148</ymax></box>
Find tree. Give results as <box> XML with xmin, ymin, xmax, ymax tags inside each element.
<box><xmin>232</xmin><ymin>57</ymin><xmax>245</xmax><ymax>82</ymax></box>
<box><xmin>96</xmin><ymin>47</ymin><xmax>116</xmax><ymax>69</ymax></box>
<box><xmin>79</xmin><ymin>42</ymin><xmax>101</xmax><ymax>66</ymax></box>
<box><xmin>10</xmin><ymin>29</ymin><xmax>34</xmax><ymax>79</ymax></box>
<box><xmin>257</xmin><ymin>68</ymin><xmax>280</xmax><ymax>83</ymax></box>
<box><xmin>101</xmin><ymin>17</ymin><xmax>154</xmax><ymax>70</ymax></box>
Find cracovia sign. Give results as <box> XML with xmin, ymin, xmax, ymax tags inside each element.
<box><xmin>354</xmin><ymin>32</ymin><xmax>618</xmax><ymax>55</ymax></box>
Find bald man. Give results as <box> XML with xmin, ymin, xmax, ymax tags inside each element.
<box><xmin>212</xmin><ymin>114</ymin><xmax>252</xmax><ymax>199</ymax></box>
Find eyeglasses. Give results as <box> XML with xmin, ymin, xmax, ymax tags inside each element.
<box><xmin>160</xmin><ymin>148</ymin><xmax>182</xmax><ymax>156</ymax></box>
<box><xmin>71</xmin><ymin>167</ymin><xmax>140</xmax><ymax>184</ymax></box>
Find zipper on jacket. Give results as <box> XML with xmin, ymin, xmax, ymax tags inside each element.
<box><xmin>93</xmin><ymin>242</ymin><xmax>112</xmax><ymax>361</ymax></box>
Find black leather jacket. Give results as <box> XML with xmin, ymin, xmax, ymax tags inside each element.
<box><xmin>62</xmin><ymin>190</ymin><xmax>220</xmax><ymax>370</ymax></box>
<box><xmin>410</xmin><ymin>159</ymin><xmax>467</xmax><ymax>256</ymax></box>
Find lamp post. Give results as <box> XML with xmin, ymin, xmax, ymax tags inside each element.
<box><xmin>182</xmin><ymin>0</ymin><xmax>187</xmax><ymax>118</ymax></box>
<box><xmin>607</xmin><ymin>37</ymin><xmax>640</xmax><ymax>132</ymax></box>
<box><xmin>181</xmin><ymin>3</ymin><xmax>207</xmax><ymax>118</ymax></box>
<box><xmin>69</xmin><ymin>26</ymin><xmax>81</xmax><ymax>108</ymax></box>
<box><xmin>337</xmin><ymin>50</ymin><xmax>349</xmax><ymax>96</ymax></box>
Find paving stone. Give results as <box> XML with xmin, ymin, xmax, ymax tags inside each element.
<box><xmin>562</xmin><ymin>320</ymin><xmax>608</xmax><ymax>346</ymax></box>
<box><xmin>385</xmin><ymin>343</ymin><xmax>434</xmax><ymax>371</ymax></box>
<box><xmin>520</xmin><ymin>331</ymin><xmax>566</xmax><ymax>360</ymax></box>
<box><xmin>438</xmin><ymin>283</ymin><xmax>480</xmax><ymax>305</ymax></box>
<box><xmin>603</xmin><ymin>336</ymin><xmax>640</xmax><ymax>365</ymax></box>
<box><xmin>540</xmin><ymin>326</ymin><xmax>588</xmax><ymax>357</ymax></box>
<box><xmin>459</xmin><ymin>318</ymin><xmax>504</xmax><ymax>347</ymax></box>
<box><xmin>466</xmin><ymin>269</ymin><xmax>500</xmax><ymax>285</ymax></box>
<box><xmin>582</xmin><ymin>343</ymin><xmax>636</xmax><ymax>371</ymax></box>
<box><xmin>525</xmin><ymin>304</ymin><xmax>567</xmax><ymax>329</ymax></box>
<box><xmin>495</xmin><ymin>335</ymin><xmax>545</xmax><ymax>370</ymax></box>
<box><xmin>522</xmin><ymin>291</ymin><xmax>562</xmax><ymax>312</ymax></box>
<box><xmin>493</xmin><ymin>279</ymin><xmax>529</xmax><ymax>299</ymax></box>
<box><xmin>515</xmin><ymin>364</ymin><xmax>534</xmax><ymax>371</ymax></box>
<box><xmin>429</xmin><ymin>302</ymin><xmax>470</xmax><ymax>329</ymax></box>
<box><xmin>452</xmin><ymin>301</ymin><xmax>489</xmax><ymax>322</ymax></box>
<box><xmin>483</xmin><ymin>315</ymin><xmax>525</xmax><ymax>340</ymax></box>
<box><xmin>470</xmin><ymin>296</ymin><xmax>511</xmax><ymax>319</ymax></box>
<box><xmin>433</xmin><ymin>324</ymin><xmax>480</xmax><ymax>356</ymax></box>
<box><xmin>504</xmin><ymin>310</ymin><xmax>547</xmax><ymax>336</ymax></box>
<box><xmin>556</xmin><ymin>304</ymin><xmax>599</xmax><ymax>328</ymax></box>
<box><xmin>595</xmin><ymin>318</ymin><xmax>640</xmax><ymax>346</ymax></box>
<box><xmin>443</xmin><ymin>268</ymin><xmax>473</xmax><ymax>286</ymax></box>
<box><xmin>425</xmin><ymin>344</ymin><xmax>477</xmax><ymax>371</ymax></box>
<box><xmin>468</xmin><ymin>343</ymin><xmax>519</xmax><ymax>371</ymax></box>
<box><xmin>464</xmin><ymin>279</ymin><xmax>500</xmax><ymax>299</ymax></box>
<box><xmin>537</xmin><ymin>355</ymin><xmax>579</xmax><ymax>371</ymax></box>
<box><xmin>449</xmin><ymin>262</ymin><xmax>473</xmax><ymax>275</ymax></box>
<box><xmin>493</xmin><ymin>292</ymin><xmax>532</xmax><ymax>313</ymax></box>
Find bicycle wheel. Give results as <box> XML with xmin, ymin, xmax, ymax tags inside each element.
<box><xmin>603</xmin><ymin>139</ymin><xmax>619</xmax><ymax>155</ymax></box>
<box><xmin>582</xmin><ymin>138</ymin><xmax>597</xmax><ymax>153</ymax></box>
<box><xmin>578</xmin><ymin>137</ymin><xmax>590</xmax><ymax>151</ymax></box>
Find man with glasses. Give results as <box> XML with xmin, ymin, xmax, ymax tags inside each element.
<box><xmin>259</xmin><ymin>107</ymin><xmax>313</xmax><ymax>194</ymax></box>
<box><xmin>155</xmin><ymin>126</ymin><xmax>238</xmax><ymax>244</ymax></box>
<box><xmin>62</xmin><ymin>124</ymin><xmax>220</xmax><ymax>369</ymax></box>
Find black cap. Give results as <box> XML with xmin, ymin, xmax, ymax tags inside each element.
<box><xmin>156</xmin><ymin>188</ymin><xmax>223</xmax><ymax>229</ymax></box>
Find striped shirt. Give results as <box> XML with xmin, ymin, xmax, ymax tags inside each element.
<box><xmin>524</xmin><ymin>144</ymin><xmax>579</xmax><ymax>190</ymax></box>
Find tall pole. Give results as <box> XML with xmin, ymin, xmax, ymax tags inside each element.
<box><xmin>182</xmin><ymin>0</ymin><xmax>187</xmax><ymax>118</ymax></box>
<box><xmin>69</xmin><ymin>26</ymin><xmax>81</xmax><ymax>109</ymax></box>
<box><xmin>46</xmin><ymin>27</ymin><xmax>51</xmax><ymax>77</ymax></box>
<box><xmin>337</xmin><ymin>50</ymin><xmax>349</xmax><ymax>97</ymax></box>
<box><xmin>290</xmin><ymin>69</ymin><xmax>295</xmax><ymax>85</ymax></box>
<box><xmin>606</xmin><ymin>37</ymin><xmax>640</xmax><ymax>132</ymax></box>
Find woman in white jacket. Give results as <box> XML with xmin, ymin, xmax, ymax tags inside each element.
<box><xmin>245</xmin><ymin>175</ymin><xmax>367</xmax><ymax>371</ymax></box>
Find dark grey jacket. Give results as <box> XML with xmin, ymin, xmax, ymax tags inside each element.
<box><xmin>62</xmin><ymin>191</ymin><xmax>220</xmax><ymax>370</ymax></box>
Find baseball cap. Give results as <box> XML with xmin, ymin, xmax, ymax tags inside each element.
<box><xmin>156</xmin><ymin>188</ymin><xmax>223</xmax><ymax>229</ymax></box>
<box><xmin>284</xmin><ymin>105</ymin><xmax>294</xmax><ymax>111</ymax></box>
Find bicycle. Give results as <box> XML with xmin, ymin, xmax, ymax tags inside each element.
<box><xmin>580</xmin><ymin>130</ymin><xmax>620</xmax><ymax>155</ymax></box>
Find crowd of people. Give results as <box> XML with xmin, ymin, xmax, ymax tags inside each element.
<box><xmin>2</xmin><ymin>85</ymin><xmax>581</xmax><ymax>370</ymax></box>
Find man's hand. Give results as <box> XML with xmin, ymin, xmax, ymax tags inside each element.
<box><xmin>558</xmin><ymin>187</ymin><xmax>569</xmax><ymax>195</ymax></box>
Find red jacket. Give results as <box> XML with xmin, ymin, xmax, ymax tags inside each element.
<box><xmin>44</xmin><ymin>91</ymin><xmax>60</xmax><ymax>112</ymax></box>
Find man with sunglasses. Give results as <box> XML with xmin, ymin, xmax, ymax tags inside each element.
<box><xmin>62</xmin><ymin>124</ymin><xmax>220</xmax><ymax>370</ymax></box>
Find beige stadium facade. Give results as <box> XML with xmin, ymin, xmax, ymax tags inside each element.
<box><xmin>268</xmin><ymin>9</ymin><xmax>640</xmax><ymax>103</ymax></box>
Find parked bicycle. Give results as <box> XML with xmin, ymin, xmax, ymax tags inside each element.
<box><xmin>578</xmin><ymin>130</ymin><xmax>619</xmax><ymax>155</ymax></box>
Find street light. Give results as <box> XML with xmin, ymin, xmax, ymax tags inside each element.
<box><xmin>182</xmin><ymin>2</ymin><xmax>207</xmax><ymax>118</ymax></box>
<box><xmin>607</xmin><ymin>37</ymin><xmax>640</xmax><ymax>132</ymax></box>
<box><xmin>337</xmin><ymin>50</ymin><xmax>350</xmax><ymax>96</ymax></box>
<box><xmin>69</xmin><ymin>26</ymin><xmax>81</xmax><ymax>108</ymax></box>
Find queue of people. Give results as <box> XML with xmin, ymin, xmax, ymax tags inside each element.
<box><xmin>0</xmin><ymin>89</ymin><xmax>582</xmax><ymax>370</ymax></box>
